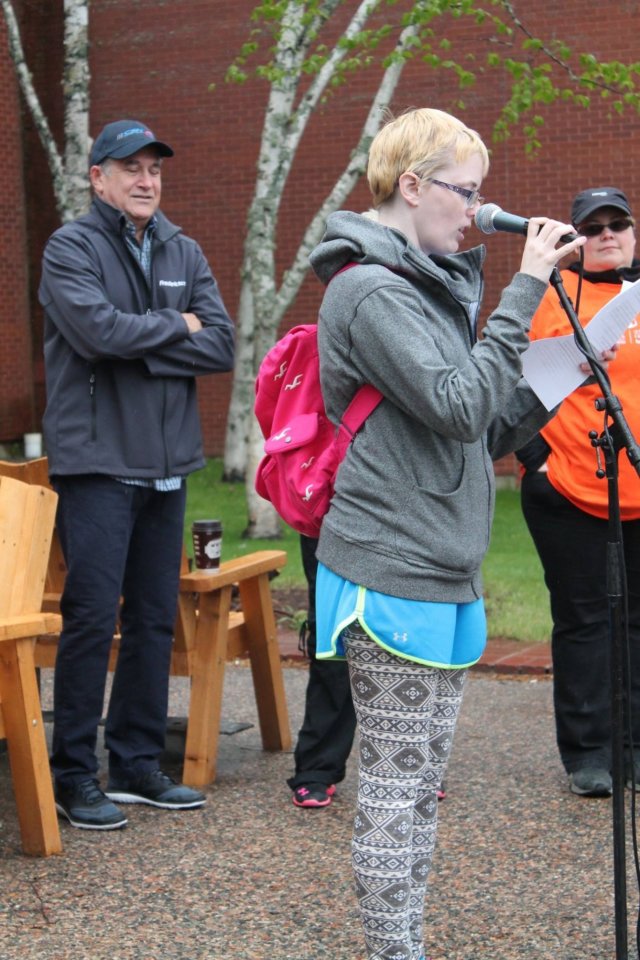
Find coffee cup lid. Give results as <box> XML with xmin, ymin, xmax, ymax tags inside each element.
<box><xmin>192</xmin><ymin>519</ymin><xmax>222</xmax><ymax>530</ymax></box>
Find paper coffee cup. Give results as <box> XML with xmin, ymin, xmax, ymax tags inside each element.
<box><xmin>191</xmin><ymin>519</ymin><xmax>223</xmax><ymax>570</ymax></box>
<box><xmin>24</xmin><ymin>432</ymin><xmax>43</xmax><ymax>459</ymax></box>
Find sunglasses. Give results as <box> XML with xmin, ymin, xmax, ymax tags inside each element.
<box><xmin>577</xmin><ymin>217</ymin><xmax>635</xmax><ymax>238</ymax></box>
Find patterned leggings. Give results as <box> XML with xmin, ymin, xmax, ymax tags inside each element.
<box><xmin>343</xmin><ymin>624</ymin><xmax>467</xmax><ymax>960</ymax></box>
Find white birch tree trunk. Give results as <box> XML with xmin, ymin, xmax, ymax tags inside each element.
<box><xmin>1</xmin><ymin>0</ymin><xmax>90</xmax><ymax>223</ymax></box>
<box><xmin>63</xmin><ymin>0</ymin><xmax>91</xmax><ymax>218</ymax></box>
<box><xmin>222</xmin><ymin>275</ymin><xmax>259</xmax><ymax>482</ymax></box>
<box><xmin>226</xmin><ymin>0</ymin><xmax>426</xmax><ymax>537</ymax></box>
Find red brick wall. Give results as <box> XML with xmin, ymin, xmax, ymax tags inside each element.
<box><xmin>0</xmin><ymin>5</ymin><xmax>35</xmax><ymax>438</ymax></box>
<box><xmin>6</xmin><ymin>0</ymin><xmax>640</xmax><ymax>474</ymax></box>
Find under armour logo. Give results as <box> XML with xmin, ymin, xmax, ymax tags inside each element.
<box><xmin>284</xmin><ymin>373</ymin><xmax>303</xmax><ymax>391</ymax></box>
<box><xmin>273</xmin><ymin>362</ymin><xmax>287</xmax><ymax>381</ymax></box>
<box><xmin>301</xmin><ymin>456</ymin><xmax>315</xmax><ymax>469</ymax></box>
<box><xmin>393</xmin><ymin>632</ymin><xmax>408</xmax><ymax>644</ymax></box>
<box><xmin>302</xmin><ymin>484</ymin><xmax>314</xmax><ymax>501</ymax></box>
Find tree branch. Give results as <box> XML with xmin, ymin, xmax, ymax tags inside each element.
<box><xmin>500</xmin><ymin>0</ymin><xmax>635</xmax><ymax>94</ymax></box>
<box><xmin>275</xmin><ymin>15</ymin><xmax>421</xmax><ymax>319</ymax></box>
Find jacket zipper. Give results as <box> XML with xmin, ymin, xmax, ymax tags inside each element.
<box><xmin>146</xmin><ymin>246</ymin><xmax>171</xmax><ymax>477</ymax></box>
<box><xmin>89</xmin><ymin>367</ymin><xmax>97</xmax><ymax>441</ymax></box>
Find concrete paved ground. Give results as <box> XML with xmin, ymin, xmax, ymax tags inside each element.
<box><xmin>1</xmin><ymin>665</ymin><xmax>637</xmax><ymax>960</ymax></box>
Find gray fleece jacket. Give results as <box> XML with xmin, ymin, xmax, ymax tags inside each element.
<box><xmin>309</xmin><ymin>211</ymin><xmax>552</xmax><ymax>603</ymax></box>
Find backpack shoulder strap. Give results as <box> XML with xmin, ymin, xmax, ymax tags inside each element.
<box><xmin>328</xmin><ymin>262</ymin><xmax>384</xmax><ymax>435</ymax></box>
<box><xmin>341</xmin><ymin>384</ymin><xmax>383</xmax><ymax>436</ymax></box>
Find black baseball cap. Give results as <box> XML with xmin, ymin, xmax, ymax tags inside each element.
<box><xmin>90</xmin><ymin>119</ymin><xmax>174</xmax><ymax>166</ymax></box>
<box><xmin>571</xmin><ymin>186</ymin><xmax>631</xmax><ymax>226</ymax></box>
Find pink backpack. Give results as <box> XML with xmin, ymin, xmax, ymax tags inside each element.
<box><xmin>254</xmin><ymin>323</ymin><xmax>382</xmax><ymax>537</ymax></box>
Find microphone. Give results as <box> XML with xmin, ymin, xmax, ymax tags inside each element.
<box><xmin>474</xmin><ymin>202</ymin><xmax>578</xmax><ymax>244</ymax></box>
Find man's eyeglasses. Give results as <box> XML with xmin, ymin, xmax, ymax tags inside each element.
<box><xmin>426</xmin><ymin>177</ymin><xmax>484</xmax><ymax>209</ymax></box>
<box><xmin>577</xmin><ymin>217</ymin><xmax>635</xmax><ymax>238</ymax></box>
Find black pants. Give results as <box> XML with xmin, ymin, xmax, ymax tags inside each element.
<box><xmin>287</xmin><ymin>535</ymin><xmax>357</xmax><ymax>789</ymax></box>
<box><xmin>51</xmin><ymin>476</ymin><xmax>186</xmax><ymax>787</ymax></box>
<box><xmin>521</xmin><ymin>471</ymin><xmax>640</xmax><ymax>773</ymax></box>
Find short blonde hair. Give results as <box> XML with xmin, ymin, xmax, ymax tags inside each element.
<box><xmin>367</xmin><ymin>108</ymin><xmax>490</xmax><ymax>207</ymax></box>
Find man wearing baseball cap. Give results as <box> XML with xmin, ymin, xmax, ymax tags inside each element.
<box><xmin>39</xmin><ymin>119</ymin><xmax>235</xmax><ymax>829</ymax></box>
<box><xmin>518</xmin><ymin>185</ymin><xmax>640</xmax><ymax>798</ymax></box>
<box><xmin>89</xmin><ymin>119</ymin><xmax>174</xmax><ymax>166</ymax></box>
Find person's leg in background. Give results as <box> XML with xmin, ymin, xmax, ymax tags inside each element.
<box><xmin>51</xmin><ymin>476</ymin><xmax>139</xmax><ymax>829</ymax></box>
<box><xmin>287</xmin><ymin>534</ymin><xmax>357</xmax><ymax>808</ymax></box>
<box><xmin>521</xmin><ymin>470</ymin><xmax>613</xmax><ymax>796</ymax></box>
<box><xmin>105</xmin><ymin>482</ymin><xmax>206</xmax><ymax>810</ymax></box>
<box><xmin>105</xmin><ymin>484</ymin><xmax>185</xmax><ymax>778</ymax></box>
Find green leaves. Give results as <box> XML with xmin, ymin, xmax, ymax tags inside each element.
<box><xmin>222</xmin><ymin>1</ymin><xmax>640</xmax><ymax>154</ymax></box>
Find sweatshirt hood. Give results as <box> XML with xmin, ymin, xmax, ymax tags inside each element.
<box><xmin>309</xmin><ymin>210</ymin><xmax>485</xmax><ymax>301</ymax></box>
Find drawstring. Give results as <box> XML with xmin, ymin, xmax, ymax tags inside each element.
<box><xmin>298</xmin><ymin>618</ymin><xmax>311</xmax><ymax>658</ymax></box>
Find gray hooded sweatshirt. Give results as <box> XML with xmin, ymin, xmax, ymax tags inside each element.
<box><xmin>309</xmin><ymin>211</ymin><xmax>552</xmax><ymax>604</ymax></box>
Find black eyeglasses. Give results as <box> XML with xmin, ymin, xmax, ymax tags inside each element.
<box><xmin>577</xmin><ymin>217</ymin><xmax>635</xmax><ymax>237</ymax></box>
<box><xmin>426</xmin><ymin>177</ymin><xmax>484</xmax><ymax>209</ymax></box>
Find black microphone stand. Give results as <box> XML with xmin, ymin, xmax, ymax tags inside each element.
<box><xmin>549</xmin><ymin>267</ymin><xmax>640</xmax><ymax>960</ymax></box>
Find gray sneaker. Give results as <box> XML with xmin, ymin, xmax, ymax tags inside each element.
<box><xmin>569</xmin><ymin>768</ymin><xmax>612</xmax><ymax>797</ymax></box>
<box><xmin>106</xmin><ymin>769</ymin><xmax>206</xmax><ymax>809</ymax></box>
<box><xmin>55</xmin><ymin>778</ymin><xmax>128</xmax><ymax>830</ymax></box>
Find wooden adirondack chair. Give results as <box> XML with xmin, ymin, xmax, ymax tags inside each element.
<box><xmin>0</xmin><ymin>458</ymin><xmax>291</xmax><ymax>789</ymax></box>
<box><xmin>0</xmin><ymin>474</ymin><xmax>62</xmax><ymax>856</ymax></box>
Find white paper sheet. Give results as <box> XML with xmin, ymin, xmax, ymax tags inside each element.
<box><xmin>521</xmin><ymin>277</ymin><xmax>640</xmax><ymax>410</ymax></box>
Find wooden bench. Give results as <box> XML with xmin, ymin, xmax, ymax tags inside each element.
<box><xmin>0</xmin><ymin>458</ymin><xmax>291</xmax><ymax>791</ymax></box>
<box><xmin>0</xmin><ymin>475</ymin><xmax>62</xmax><ymax>856</ymax></box>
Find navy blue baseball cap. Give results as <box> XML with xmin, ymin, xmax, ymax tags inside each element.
<box><xmin>90</xmin><ymin>119</ymin><xmax>174</xmax><ymax>166</ymax></box>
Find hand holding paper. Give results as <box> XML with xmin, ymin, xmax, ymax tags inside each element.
<box><xmin>522</xmin><ymin>278</ymin><xmax>640</xmax><ymax>410</ymax></box>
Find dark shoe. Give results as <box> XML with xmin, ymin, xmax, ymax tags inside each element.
<box><xmin>106</xmin><ymin>770</ymin><xmax>206</xmax><ymax>809</ymax></box>
<box><xmin>569</xmin><ymin>768</ymin><xmax>612</xmax><ymax>797</ymax></box>
<box><xmin>55</xmin><ymin>778</ymin><xmax>128</xmax><ymax>830</ymax></box>
<box><xmin>625</xmin><ymin>761</ymin><xmax>640</xmax><ymax>789</ymax></box>
<box><xmin>292</xmin><ymin>783</ymin><xmax>336</xmax><ymax>808</ymax></box>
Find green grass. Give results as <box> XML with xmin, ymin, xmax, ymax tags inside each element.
<box><xmin>184</xmin><ymin>458</ymin><xmax>304</xmax><ymax>586</ymax></box>
<box><xmin>185</xmin><ymin>461</ymin><xmax>552</xmax><ymax>643</ymax></box>
<box><xmin>482</xmin><ymin>488</ymin><xmax>552</xmax><ymax>643</ymax></box>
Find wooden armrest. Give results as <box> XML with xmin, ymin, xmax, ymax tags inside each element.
<box><xmin>180</xmin><ymin>549</ymin><xmax>287</xmax><ymax>594</ymax></box>
<box><xmin>0</xmin><ymin>612</ymin><xmax>62</xmax><ymax>641</ymax></box>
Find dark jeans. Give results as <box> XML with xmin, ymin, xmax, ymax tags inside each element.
<box><xmin>287</xmin><ymin>535</ymin><xmax>357</xmax><ymax>789</ymax></box>
<box><xmin>50</xmin><ymin>475</ymin><xmax>187</xmax><ymax>787</ymax></box>
<box><xmin>521</xmin><ymin>471</ymin><xmax>640</xmax><ymax>773</ymax></box>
